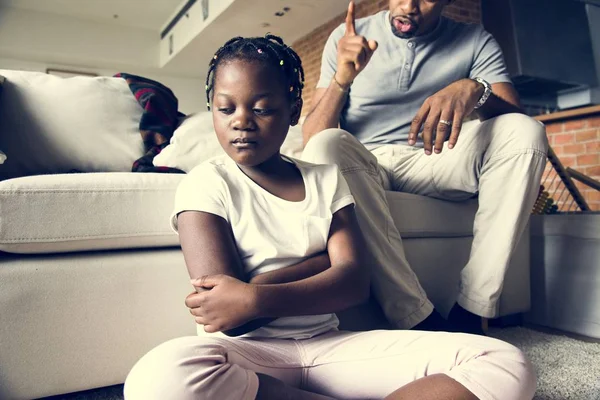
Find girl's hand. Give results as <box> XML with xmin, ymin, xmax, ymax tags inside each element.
<box><xmin>185</xmin><ymin>274</ymin><xmax>259</xmax><ymax>333</ymax></box>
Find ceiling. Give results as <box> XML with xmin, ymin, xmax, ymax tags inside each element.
<box><xmin>0</xmin><ymin>0</ymin><xmax>183</xmax><ymax>31</ymax></box>
<box><xmin>0</xmin><ymin>0</ymin><xmax>361</xmax><ymax>34</ymax></box>
<box><xmin>0</xmin><ymin>0</ymin><xmax>365</xmax><ymax>78</ymax></box>
<box><xmin>162</xmin><ymin>0</ymin><xmax>362</xmax><ymax>77</ymax></box>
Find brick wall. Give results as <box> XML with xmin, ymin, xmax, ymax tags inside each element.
<box><xmin>540</xmin><ymin>110</ymin><xmax>600</xmax><ymax>211</ymax></box>
<box><xmin>292</xmin><ymin>0</ymin><xmax>482</xmax><ymax>113</ymax></box>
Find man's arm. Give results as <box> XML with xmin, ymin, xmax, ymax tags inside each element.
<box><xmin>302</xmin><ymin>1</ymin><xmax>377</xmax><ymax>145</ymax></box>
<box><xmin>469</xmin><ymin>27</ymin><xmax>523</xmax><ymax>120</ymax></box>
<box><xmin>302</xmin><ymin>87</ymin><xmax>347</xmax><ymax>145</ymax></box>
<box><xmin>475</xmin><ymin>82</ymin><xmax>522</xmax><ymax>121</ymax></box>
<box><xmin>409</xmin><ymin>24</ymin><xmax>524</xmax><ymax>154</ymax></box>
<box><xmin>409</xmin><ymin>79</ymin><xmax>525</xmax><ymax>155</ymax></box>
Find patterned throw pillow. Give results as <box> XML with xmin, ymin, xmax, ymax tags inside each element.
<box><xmin>114</xmin><ymin>72</ymin><xmax>185</xmax><ymax>174</ymax></box>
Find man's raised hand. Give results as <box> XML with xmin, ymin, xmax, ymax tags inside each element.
<box><xmin>335</xmin><ymin>1</ymin><xmax>378</xmax><ymax>88</ymax></box>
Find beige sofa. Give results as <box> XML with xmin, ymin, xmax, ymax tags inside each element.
<box><xmin>0</xmin><ymin>70</ymin><xmax>530</xmax><ymax>399</ymax></box>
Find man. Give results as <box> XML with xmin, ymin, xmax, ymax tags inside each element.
<box><xmin>301</xmin><ymin>0</ymin><xmax>548</xmax><ymax>334</ymax></box>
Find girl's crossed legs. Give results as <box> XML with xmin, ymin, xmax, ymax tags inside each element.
<box><xmin>124</xmin><ymin>329</ymin><xmax>535</xmax><ymax>400</ymax></box>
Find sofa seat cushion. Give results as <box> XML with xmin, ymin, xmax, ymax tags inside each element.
<box><xmin>0</xmin><ymin>173</ymin><xmax>184</xmax><ymax>254</ymax></box>
<box><xmin>0</xmin><ymin>173</ymin><xmax>478</xmax><ymax>255</ymax></box>
<box><xmin>387</xmin><ymin>192</ymin><xmax>477</xmax><ymax>238</ymax></box>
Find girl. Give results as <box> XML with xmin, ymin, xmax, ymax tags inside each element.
<box><xmin>124</xmin><ymin>34</ymin><xmax>535</xmax><ymax>400</ymax></box>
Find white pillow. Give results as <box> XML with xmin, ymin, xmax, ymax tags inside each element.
<box><xmin>153</xmin><ymin>111</ymin><xmax>306</xmax><ymax>172</ymax></box>
<box><xmin>153</xmin><ymin>112</ymin><xmax>222</xmax><ymax>172</ymax></box>
<box><xmin>0</xmin><ymin>70</ymin><xmax>145</xmax><ymax>180</ymax></box>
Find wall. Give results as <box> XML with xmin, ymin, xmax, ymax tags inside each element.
<box><xmin>0</xmin><ymin>7</ymin><xmax>204</xmax><ymax>114</ymax></box>
<box><xmin>540</xmin><ymin>108</ymin><xmax>600</xmax><ymax>211</ymax></box>
<box><xmin>0</xmin><ymin>57</ymin><xmax>204</xmax><ymax>115</ymax></box>
<box><xmin>292</xmin><ymin>0</ymin><xmax>481</xmax><ymax>113</ymax></box>
<box><xmin>0</xmin><ymin>7</ymin><xmax>158</xmax><ymax>73</ymax></box>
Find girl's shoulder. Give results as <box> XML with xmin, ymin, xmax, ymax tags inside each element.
<box><xmin>178</xmin><ymin>155</ymin><xmax>239</xmax><ymax>194</ymax></box>
<box><xmin>186</xmin><ymin>154</ymin><xmax>234</xmax><ymax>179</ymax></box>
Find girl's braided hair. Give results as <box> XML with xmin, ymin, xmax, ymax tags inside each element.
<box><xmin>205</xmin><ymin>34</ymin><xmax>305</xmax><ymax>110</ymax></box>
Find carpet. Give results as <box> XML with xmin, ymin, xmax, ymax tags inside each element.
<box><xmin>488</xmin><ymin>327</ymin><xmax>600</xmax><ymax>400</ymax></box>
<box><xmin>41</xmin><ymin>327</ymin><xmax>600</xmax><ymax>400</ymax></box>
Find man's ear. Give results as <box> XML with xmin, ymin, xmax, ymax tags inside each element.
<box><xmin>290</xmin><ymin>99</ymin><xmax>303</xmax><ymax>126</ymax></box>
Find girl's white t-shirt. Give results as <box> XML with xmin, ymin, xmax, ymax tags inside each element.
<box><xmin>171</xmin><ymin>154</ymin><xmax>355</xmax><ymax>339</ymax></box>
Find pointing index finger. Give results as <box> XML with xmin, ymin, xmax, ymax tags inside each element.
<box><xmin>345</xmin><ymin>1</ymin><xmax>356</xmax><ymax>36</ymax></box>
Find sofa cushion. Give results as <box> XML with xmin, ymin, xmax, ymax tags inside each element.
<box><xmin>153</xmin><ymin>111</ymin><xmax>305</xmax><ymax>172</ymax></box>
<box><xmin>387</xmin><ymin>192</ymin><xmax>478</xmax><ymax>238</ymax></box>
<box><xmin>0</xmin><ymin>173</ymin><xmax>184</xmax><ymax>254</ymax></box>
<box><xmin>0</xmin><ymin>171</ymin><xmax>478</xmax><ymax>254</ymax></box>
<box><xmin>0</xmin><ymin>70</ymin><xmax>145</xmax><ymax>181</ymax></box>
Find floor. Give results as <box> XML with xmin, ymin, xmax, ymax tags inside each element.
<box><xmin>489</xmin><ymin>326</ymin><xmax>600</xmax><ymax>400</ymax></box>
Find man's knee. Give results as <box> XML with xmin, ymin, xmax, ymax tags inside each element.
<box><xmin>489</xmin><ymin>113</ymin><xmax>549</xmax><ymax>154</ymax></box>
<box><xmin>508</xmin><ymin>113</ymin><xmax>548</xmax><ymax>152</ymax></box>
<box><xmin>302</xmin><ymin>128</ymin><xmax>361</xmax><ymax>165</ymax></box>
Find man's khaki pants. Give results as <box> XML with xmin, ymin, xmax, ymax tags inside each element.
<box><xmin>302</xmin><ymin>113</ymin><xmax>548</xmax><ymax>328</ymax></box>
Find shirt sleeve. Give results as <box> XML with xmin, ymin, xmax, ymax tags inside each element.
<box><xmin>469</xmin><ymin>28</ymin><xmax>512</xmax><ymax>85</ymax></box>
<box><xmin>330</xmin><ymin>165</ymin><xmax>355</xmax><ymax>214</ymax></box>
<box><xmin>170</xmin><ymin>163</ymin><xmax>228</xmax><ymax>232</ymax></box>
<box><xmin>316</xmin><ymin>25</ymin><xmax>345</xmax><ymax>89</ymax></box>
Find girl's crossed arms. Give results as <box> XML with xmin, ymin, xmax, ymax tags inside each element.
<box><xmin>178</xmin><ymin>201</ymin><xmax>368</xmax><ymax>336</ymax></box>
